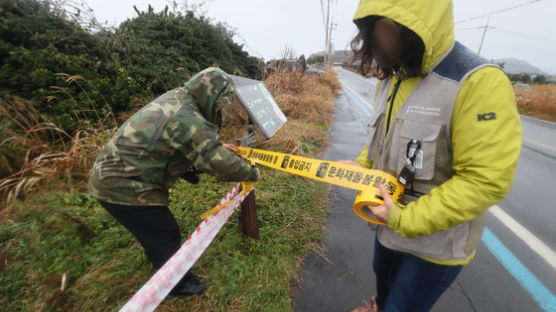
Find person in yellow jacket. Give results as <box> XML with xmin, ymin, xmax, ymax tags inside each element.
<box><xmin>342</xmin><ymin>0</ymin><xmax>522</xmax><ymax>311</ymax></box>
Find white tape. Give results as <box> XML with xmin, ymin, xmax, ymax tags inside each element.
<box><xmin>119</xmin><ymin>183</ymin><xmax>251</xmax><ymax>312</ymax></box>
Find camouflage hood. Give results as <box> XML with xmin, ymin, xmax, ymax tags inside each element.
<box><xmin>88</xmin><ymin>67</ymin><xmax>258</xmax><ymax>206</ymax></box>
<box><xmin>184</xmin><ymin>67</ymin><xmax>236</xmax><ymax>127</ymax></box>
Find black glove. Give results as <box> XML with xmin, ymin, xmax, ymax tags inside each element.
<box><xmin>181</xmin><ymin>166</ymin><xmax>203</xmax><ymax>184</ymax></box>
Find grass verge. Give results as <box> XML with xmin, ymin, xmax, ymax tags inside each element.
<box><xmin>1</xmin><ymin>68</ymin><xmax>341</xmax><ymax>311</ymax></box>
<box><xmin>514</xmin><ymin>83</ymin><xmax>556</xmax><ymax>122</ymax></box>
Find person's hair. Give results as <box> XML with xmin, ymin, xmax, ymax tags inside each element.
<box><xmin>350</xmin><ymin>15</ymin><xmax>426</xmax><ymax>79</ymax></box>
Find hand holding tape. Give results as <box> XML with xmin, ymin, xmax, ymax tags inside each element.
<box><xmin>235</xmin><ymin>146</ymin><xmax>404</xmax><ymax>225</ymax></box>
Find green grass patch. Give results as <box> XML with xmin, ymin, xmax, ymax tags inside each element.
<box><xmin>1</xmin><ymin>167</ymin><xmax>329</xmax><ymax>311</ymax></box>
<box><xmin>1</xmin><ymin>67</ymin><xmax>341</xmax><ymax>312</ymax></box>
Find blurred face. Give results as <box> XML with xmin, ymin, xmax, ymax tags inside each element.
<box><xmin>218</xmin><ymin>95</ymin><xmax>242</xmax><ymax>131</ymax></box>
<box><xmin>232</xmin><ymin>95</ymin><xmax>241</xmax><ymax>106</ymax></box>
<box><xmin>371</xmin><ymin>18</ymin><xmax>402</xmax><ymax>69</ymax></box>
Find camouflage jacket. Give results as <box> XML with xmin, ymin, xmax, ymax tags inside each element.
<box><xmin>88</xmin><ymin>67</ymin><xmax>258</xmax><ymax>206</ymax></box>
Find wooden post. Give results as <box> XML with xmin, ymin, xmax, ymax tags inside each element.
<box><xmin>238</xmin><ymin>187</ymin><xmax>259</xmax><ymax>240</ymax></box>
<box><xmin>236</xmin><ymin>118</ymin><xmax>259</xmax><ymax>240</ymax></box>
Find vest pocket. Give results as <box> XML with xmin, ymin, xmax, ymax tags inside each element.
<box><xmin>395</xmin><ymin>120</ymin><xmax>442</xmax><ymax>181</ymax></box>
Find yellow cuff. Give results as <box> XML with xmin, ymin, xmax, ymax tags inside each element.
<box><xmin>387</xmin><ymin>202</ymin><xmax>404</xmax><ymax>229</ymax></box>
<box><xmin>355</xmin><ymin>158</ymin><xmax>373</xmax><ymax>169</ymax></box>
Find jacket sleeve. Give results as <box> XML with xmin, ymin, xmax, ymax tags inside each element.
<box><xmin>163</xmin><ymin>107</ymin><xmax>258</xmax><ymax>182</ymax></box>
<box><xmin>387</xmin><ymin>67</ymin><xmax>522</xmax><ymax>238</ymax></box>
<box><xmin>355</xmin><ymin>144</ymin><xmax>373</xmax><ymax>168</ymax></box>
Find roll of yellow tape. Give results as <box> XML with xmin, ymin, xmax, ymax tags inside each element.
<box><xmin>353</xmin><ymin>188</ymin><xmax>403</xmax><ymax>225</ymax></box>
<box><xmin>233</xmin><ymin>146</ymin><xmax>404</xmax><ymax>224</ymax></box>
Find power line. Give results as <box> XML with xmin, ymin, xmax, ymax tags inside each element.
<box><xmin>455</xmin><ymin>0</ymin><xmax>543</xmax><ymax>24</ymax></box>
<box><xmin>456</xmin><ymin>26</ymin><xmax>484</xmax><ymax>31</ymax></box>
<box><xmin>456</xmin><ymin>25</ymin><xmax>556</xmax><ymax>45</ymax></box>
<box><xmin>494</xmin><ymin>27</ymin><xmax>556</xmax><ymax>45</ymax></box>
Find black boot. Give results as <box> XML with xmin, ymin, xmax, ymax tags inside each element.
<box><xmin>167</xmin><ymin>271</ymin><xmax>207</xmax><ymax>298</ymax></box>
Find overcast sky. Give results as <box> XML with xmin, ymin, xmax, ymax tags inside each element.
<box><xmin>87</xmin><ymin>0</ymin><xmax>556</xmax><ymax>74</ymax></box>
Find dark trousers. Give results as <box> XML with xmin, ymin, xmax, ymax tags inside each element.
<box><xmin>98</xmin><ymin>200</ymin><xmax>182</xmax><ymax>269</ymax></box>
<box><xmin>373</xmin><ymin>233</ymin><xmax>463</xmax><ymax>312</ymax></box>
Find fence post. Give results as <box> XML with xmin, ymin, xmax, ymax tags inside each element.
<box><xmin>238</xmin><ymin>187</ymin><xmax>259</xmax><ymax>240</ymax></box>
<box><xmin>236</xmin><ymin>119</ymin><xmax>260</xmax><ymax>240</ymax></box>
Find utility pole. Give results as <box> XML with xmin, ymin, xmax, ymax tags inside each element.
<box><xmin>324</xmin><ymin>0</ymin><xmax>331</xmax><ymax>65</ymax></box>
<box><xmin>477</xmin><ymin>17</ymin><xmax>494</xmax><ymax>55</ymax></box>
<box><xmin>328</xmin><ymin>21</ymin><xmax>336</xmax><ymax>65</ymax></box>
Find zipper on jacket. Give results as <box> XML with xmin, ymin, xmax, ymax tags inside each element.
<box><xmin>162</xmin><ymin>161</ymin><xmax>170</xmax><ymax>187</ymax></box>
<box><xmin>385</xmin><ymin>72</ymin><xmax>402</xmax><ymax>137</ymax></box>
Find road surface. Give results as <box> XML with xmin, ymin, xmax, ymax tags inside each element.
<box><xmin>292</xmin><ymin>67</ymin><xmax>556</xmax><ymax>312</ymax></box>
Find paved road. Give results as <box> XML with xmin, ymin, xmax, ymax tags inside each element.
<box><xmin>292</xmin><ymin>67</ymin><xmax>556</xmax><ymax>311</ymax></box>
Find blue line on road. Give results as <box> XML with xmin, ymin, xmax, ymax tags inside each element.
<box><xmin>343</xmin><ymin>86</ymin><xmax>372</xmax><ymax>117</ymax></box>
<box><xmin>482</xmin><ymin>228</ymin><xmax>556</xmax><ymax>312</ymax></box>
<box><xmin>342</xmin><ymin>80</ymin><xmax>556</xmax><ymax>312</ymax></box>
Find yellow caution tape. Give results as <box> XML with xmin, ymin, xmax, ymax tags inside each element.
<box><xmin>235</xmin><ymin>146</ymin><xmax>404</xmax><ymax>225</ymax></box>
<box><xmin>200</xmin><ymin>199</ymin><xmax>235</xmax><ymax>220</ymax></box>
<box><xmin>241</xmin><ymin>158</ymin><xmax>256</xmax><ymax>196</ymax></box>
<box><xmin>200</xmin><ymin>183</ymin><xmax>255</xmax><ymax>220</ymax></box>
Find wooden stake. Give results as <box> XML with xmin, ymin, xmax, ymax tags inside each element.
<box><xmin>238</xmin><ymin>188</ymin><xmax>259</xmax><ymax>240</ymax></box>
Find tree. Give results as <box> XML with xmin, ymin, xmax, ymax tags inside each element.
<box><xmin>110</xmin><ymin>6</ymin><xmax>261</xmax><ymax>95</ymax></box>
<box><xmin>519</xmin><ymin>74</ymin><xmax>531</xmax><ymax>83</ymax></box>
<box><xmin>533</xmin><ymin>75</ymin><xmax>546</xmax><ymax>84</ymax></box>
<box><xmin>308</xmin><ymin>55</ymin><xmax>325</xmax><ymax>64</ymax></box>
<box><xmin>0</xmin><ymin>0</ymin><xmax>148</xmax><ymax>131</ymax></box>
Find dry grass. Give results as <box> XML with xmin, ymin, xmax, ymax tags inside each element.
<box><xmin>264</xmin><ymin>69</ymin><xmax>339</xmax><ymax>123</ymax></box>
<box><xmin>514</xmin><ymin>84</ymin><xmax>556</xmax><ymax>122</ymax></box>
<box><xmin>0</xmin><ymin>67</ymin><xmax>341</xmax><ymax>212</ymax></box>
<box><xmin>0</xmin><ymin>67</ymin><xmax>341</xmax><ymax>214</ymax></box>
<box><xmin>220</xmin><ymin>68</ymin><xmax>341</xmax><ymax>156</ymax></box>
<box><xmin>0</xmin><ymin>97</ymin><xmax>115</xmax><ymax>213</ymax></box>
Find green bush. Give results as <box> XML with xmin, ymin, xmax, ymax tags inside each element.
<box><xmin>0</xmin><ymin>0</ymin><xmax>262</xmax><ymax>132</ymax></box>
<box><xmin>0</xmin><ymin>0</ymin><xmax>150</xmax><ymax>131</ymax></box>
<box><xmin>109</xmin><ymin>6</ymin><xmax>261</xmax><ymax>95</ymax></box>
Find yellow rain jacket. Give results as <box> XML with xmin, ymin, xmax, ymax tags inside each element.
<box><xmin>353</xmin><ymin>0</ymin><xmax>522</xmax><ymax>265</ymax></box>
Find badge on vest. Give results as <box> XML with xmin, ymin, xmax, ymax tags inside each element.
<box><xmin>398</xmin><ymin>139</ymin><xmax>422</xmax><ymax>186</ymax></box>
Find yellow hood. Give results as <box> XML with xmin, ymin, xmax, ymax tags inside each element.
<box><xmin>353</xmin><ymin>0</ymin><xmax>455</xmax><ymax>72</ymax></box>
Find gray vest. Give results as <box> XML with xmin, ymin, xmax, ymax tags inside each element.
<box><xmin>368</xmin><ymin>42</ymin><xmax>497</xmax><ymax>262</ymax></box>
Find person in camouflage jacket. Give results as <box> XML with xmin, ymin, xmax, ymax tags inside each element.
<box><xmin>88</xmin><ymin>67</ymin><xmax>260</xmax><ymax>298</ymax></box>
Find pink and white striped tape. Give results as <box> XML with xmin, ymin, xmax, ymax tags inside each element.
<box><xmin>119</xmin><ymin>183</ymin><xmax>250</xmax><ymax>312</ymax></box>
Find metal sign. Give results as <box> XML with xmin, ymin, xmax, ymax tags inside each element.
<box><xmin>229</xmin><ymin>75</ymin><xmax>287</xmax><ymax>139</ymax></box>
